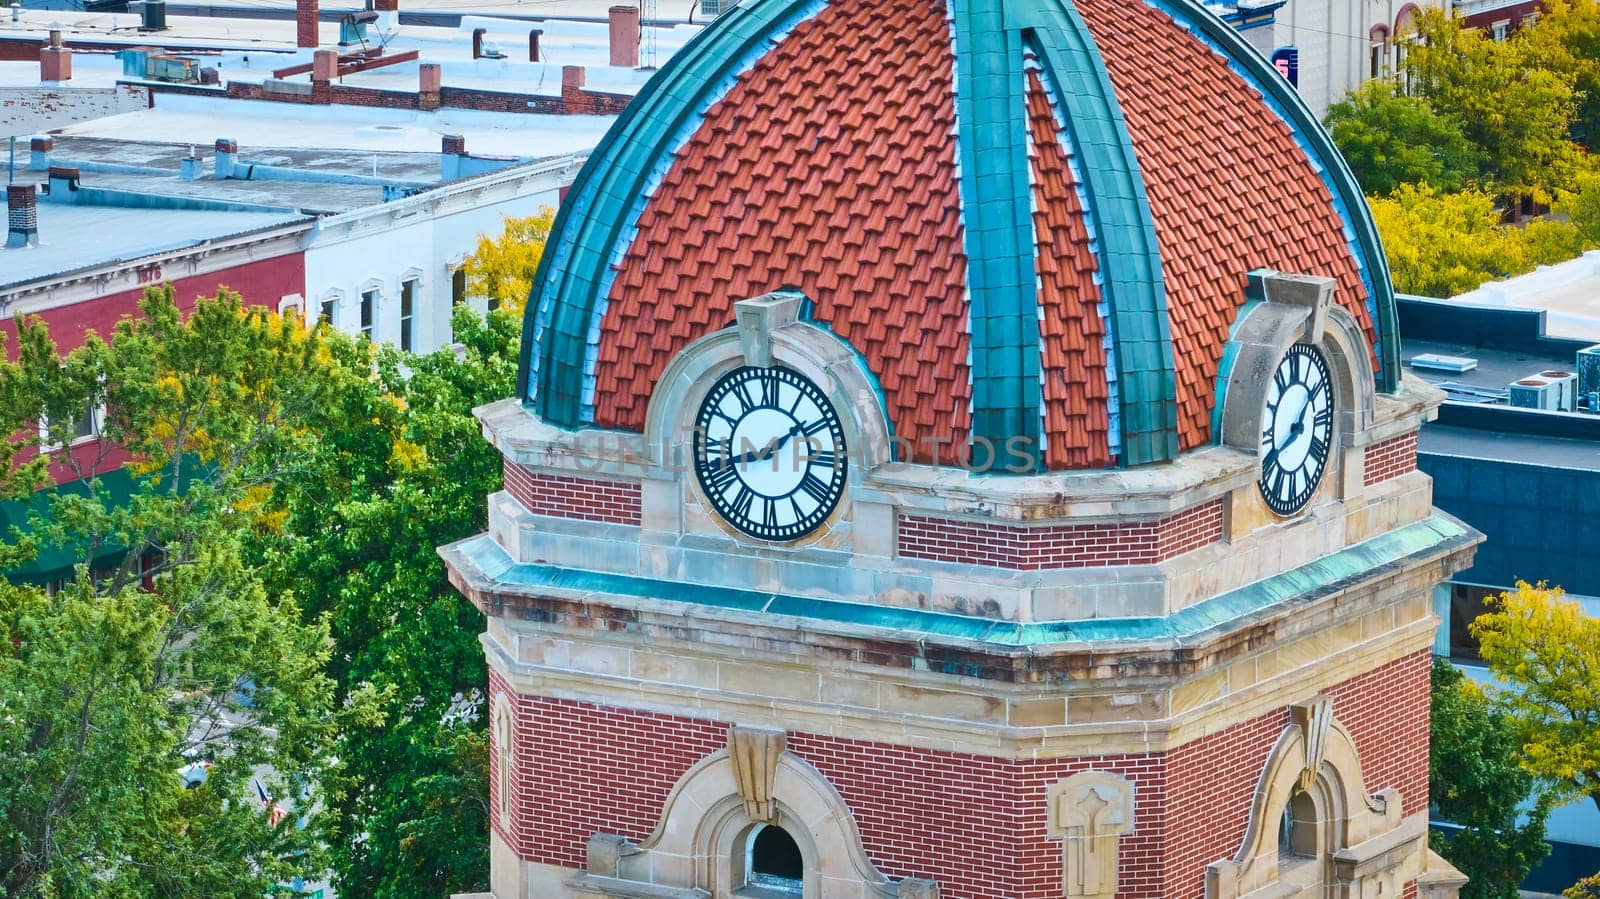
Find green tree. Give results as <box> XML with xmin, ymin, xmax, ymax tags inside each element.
<box><xmin>0</xmin><ymin>287</ymin><xmax>366</xmax><ymax>896</ymax></box>
<box><xmin>253</xmin><ymin>306</ymin><xmax>524</xmax><ymax>896</ymax></box>
<box><xmin>1429</xmin><ymin>659</ymin><xmax>1550</xmax><ymax>899</ymax></box>
<box><xmin>1406</xmin><ymin>8</ymin><xmax>1582</xmax><ymax>201</ymax></box>
<box><xmin>1325</xmin><ymin>80</ymin><xmax>1481</xmax><ymax>194</ymax></box>
<box><xmin>1370</xmin><ymin>183</ymin><xmax>1585</xmax><ymax>296</ymax></box>
<box><xmin>1517</xmin><ymin>0</ymin><xmax>1600</xmax><ymax>148</ymax></box>
<box><xmin>461</xmin><ymin>209</ymin><xmax>556</xmax><ymax>317</ymax></box>
<box><xmin>1471</xmin><ymin>582</ymin><xmax>1600</xmax><ymax>816</ymax></box>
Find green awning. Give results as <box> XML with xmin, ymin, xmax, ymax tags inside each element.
<box><xmin>2</xmin><ymin>467</ymin><xmax>141</xmax><ymax>584</ymax></box>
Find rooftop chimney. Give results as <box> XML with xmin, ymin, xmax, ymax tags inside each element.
<box><xmin>608</xmin><ymin>6</ymin><xmax>639</xmax><ymax>68</ymax></box>
<box><xmin>529</xmin><ymin>28</ymin><xmax>543</xmax><ymax>62</ymax></box>
<box><xmin>29</xmin><ymin>136</ymin><xmax>51</xmax><ymax>170</ymax></box>
<box><xmin>214</xmin><ymin>139</ymin><xmax>237</xmax><ymax>178</ymax></box>
<box><xmin>46</xmin><ymin>166</ymin><xmax>80</xmax><ymax>198</ymax></box>
<box><xmin>419</xmin><ymin>62</ymin><xmax>441</xmax><ymax>111</ymax></box>
<box><xmin>441</xmin><ymin>133</ymin><xmax>466</xmax><ymax>156</ymax></box>
<box><xmin>296</xmin><ymin>0</ymin><xmax>318</xmax><ymax>48</ymax></box>
<box><xmin>7</xmin><ymin>184</ymin><xmax>38</xmax><ymax>248</ymax></box>
<box><xmin>471</xmin><ymin>27</ymin><xmax>486</xmax><ymax>60</ymax></box>
<box><xmin>40</xmin><ymin>29</ymin><xmax>71</xmax><ymax>82</ymax></box>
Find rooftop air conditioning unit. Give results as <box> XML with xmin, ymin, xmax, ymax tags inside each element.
<box><xmin>699</xmin><ymin>0</ymin><xmax>741</xmax><ymax>17</ymax></box>
<box><xmin>1578</xmin><ymin>344</ymin><xmax>1600</xmax><ymax>396</ymax></box>
<box><xmin>1507</xmin><ymin>376</ymin><xmax>1556</xmax><ymax>411</ymax></box>
<box><xmin>1537</xmin><ymin>370</ymin><xmax>1577</xmax><ymax>412</ymax></box>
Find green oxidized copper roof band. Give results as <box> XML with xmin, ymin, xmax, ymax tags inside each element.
<box><xmin>1018</xmin><ymin>0</ymin><xmax>1178</xmax><ymax>466</ymax></box>
<box><xmin>518</xmin><ymin>0</ymin><xmax>828</xmax><ymax>424</ymax></box>
<box><xmin>450</xmin><ymin>512</ymin><xmax>1474</xmax><ymax>648</ymax></box>
<box><xmin>950</xmin><ymin>0</ymin><xmax>1045</xmax><ymax>466</ymax></box>
<box><xmin>1151</xmin><ymin>0</ymin><xmax>1401</xmax><ymax>393</ymax></box>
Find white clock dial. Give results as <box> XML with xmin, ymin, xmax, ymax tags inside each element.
<box><xmin>1258</xmin><ymin>343</ymin><xmax>1334</xmax><ymax>517</ymax></box>
<box><xmin>692</xmin><ymin>366</ymin><xmax>847</xmax><ymax>542</ymax></box>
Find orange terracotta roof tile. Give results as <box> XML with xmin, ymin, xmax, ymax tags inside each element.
<box><xmin>1026</xmin><ymin>67</ymin><xmax>1114</xmax><ymax>470</ymax></box>
<box><xmin>591</xmin><ymin>0</ymin><xmax>969</xmax><ymax>465</ymax></box>
<box><xmin>1076</xmin><ymin>0</ymin><xmax>1377</xmax><ymax>449</ymax></box>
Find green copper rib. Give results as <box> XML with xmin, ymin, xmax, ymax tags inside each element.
<box><xmin>518</xmin><ymin>0</ymin><xmax>826</xmax><ymax>425</ymax></box>
<box><xmin>1016</xmin><ymin>2</ymin><xmax>1179</xmax><ymax>466</ymax></box>
<box><xmin>950</xmin><ymin>0</ymin><xmax>1045</xmax><ymax>468</ymax></box>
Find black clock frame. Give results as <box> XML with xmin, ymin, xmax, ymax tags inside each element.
<box><xmin>1257</xmin><ymin>342</ymin><xmax>1335</xmax><ymax>517</ymax></box>
<box><xmin>692</xmin><ymin>365</ymin><xmax>848</xmax><ymax>542</ymax></box>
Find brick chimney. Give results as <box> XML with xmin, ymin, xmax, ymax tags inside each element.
<box><xmin>29</xmin><ymin>136</ymin><xmax>51</xmax><ymax>170</ymax></box>
<box><xmin>7</xmin><ymin>184</ymin><xmax>38</xmax><ymax>248</ymax></box>
<box><xmin>47</xmin><ymin>166</ymin><xmax>80</xmax><ymax>198</ymax></box>
<box><xmin>296</xmin><ymin>0</ymin><xmax>318</xmax><ymax>48</ymax></box>
<box><xmin>561</xmin><ymin>64</ymin><xmax>585</xmax><ymax>102</ymax></box>
<box><xmin>372</xmin><ymin>0</ymin><xmax>397</xmax><ymax>9</ymax></box>
<box><xmin>441</xmin><ymin>133</ymin><xmax>466</xmax><ymax>156</ymax></box>
<box><xmin>419</xmin><ymin>62</ymin><xmax>441</xmax><ymax>111</ymax></box>
<box><xmin>40</xmin><ymin>29</ymin><xmax>71</xmax><ymax>82</ymax></box>
<box><xmin>608</xmin><ymin>6</ymin><xmax>639</xmax><ymax>68</ymax></box>
<box><xmin>528</xmin><ymin>28</ymin><xmax>542</xmax><ymax>62</ymax></box>
<box><xmin>214</xmin><ymin>139</ymin><xmax>238</xmax><ymax>178</ymax></box>
<box><xmin>311</xmin><ymin>48</ymin><xmax>337</xmax><ymax>102</ymax></box>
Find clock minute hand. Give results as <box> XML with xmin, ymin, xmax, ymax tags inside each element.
<box><xmin>732</xmin><ymin>422</ymin><xmax>807</xmax><ymax>465</ymax></box>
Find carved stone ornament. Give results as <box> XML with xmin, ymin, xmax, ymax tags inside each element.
<box><xmin>728</xmin><ymin>724</ymin><xmax>786</xmax><ymax>824</ymax></box>
<box><xmin>1291</xmin><ymin>694</ymin><xmax>1332</xmax><ymax>793</ymax></box>
<box><xmin>1046</xmin><ymin>771</ymin><xmax>1135</xmax><ymax>899</ymax></box>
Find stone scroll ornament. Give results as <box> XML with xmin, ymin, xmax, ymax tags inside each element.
<box><xmin>1047</xmin><ymin>771</ymin><xmax>1136</xmax><ymax>899</ymax></box>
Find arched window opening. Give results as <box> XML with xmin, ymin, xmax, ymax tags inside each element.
<box><xmin>1283</xmin><ymin>789</ymin><xmax>1319</xmax><ymax>858</ymax></box>
<box><xmin>746</xmin><ymin>824</ymin><xmax>803</xmax><ymax>893</ymax></box>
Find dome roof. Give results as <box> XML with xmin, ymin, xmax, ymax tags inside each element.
<box><xmin>519</xmin><ymin>0</ymin><xmax>1399</xmax><ymax>470</ymax></box>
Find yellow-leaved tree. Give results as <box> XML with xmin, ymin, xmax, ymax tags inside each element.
<box><xmin>460</xmin><ymin>208</ymin><xmax>555</xmax><ymax>317</ymax></box>
<box><xmin>1470</xmin><ymin>582</ymin><xmax>1600</xmax><ymax>822</ymax></box>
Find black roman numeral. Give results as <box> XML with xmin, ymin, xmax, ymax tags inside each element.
<box><xmin>759</xmin><ymin>372</ymin><xmax>780</xmax><ymax>407</ymax></box>
<box><xmin>730</xmin><ymin>486</ymin><xmax>755</xmax><ymax>521</ymax></box>
<box><xmin>1308</xmin><ymin>436</ymin><xmax>1329</xmax><ymax>465</ymax></box>
<box><xmin>798</xmin><ymin>472</ymin><xmax>832</xmax><ymax>505</ymax></box>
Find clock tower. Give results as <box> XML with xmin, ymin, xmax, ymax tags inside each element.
<box><xmin>440</xmin><ymin>0</ymin><xmax>1481</xmax><ymax>895</ymax></box>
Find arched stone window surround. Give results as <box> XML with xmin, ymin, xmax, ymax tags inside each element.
<box><xmin>1205</xmin><ymin>696</ymin><xmax>1411</xmax><ymax>899</ymax></box>
<box><xmin>571</xmin><ymin>727</ymin><xmax>937</xmax><ymax>899</ymax></box>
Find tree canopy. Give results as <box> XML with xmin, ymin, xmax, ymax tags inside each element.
<box><xmin>1471</xmin><ymin>582</ymin><xmax>1600</xmax><ymax>816</ymax></box>
<box><xmin>1325</xmin><ymin>80</ymin><xmax>1481</xmax><ymax>194</ymax></box>
<box><xmin>1429</xmin><ymin>659</ymin><xmax>1550</xmax><ymax>899</ymax></box>
<box><xmin>460</xmin><ymin>209</ymin><xmax>556</xmax><ymax>317</ymax></box>
<box><xmin>0</xmin><ymin>287</ymin><xmax>361</xmax><ymax>897</ymax></box>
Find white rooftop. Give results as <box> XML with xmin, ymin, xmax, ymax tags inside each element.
<box><xmin>1451</xmin><ymin>250</ymin><xmax>1600</xmax><ymax>343</ymax></box>
<box><xmin>2</xmin><ymin>202</ymin><xmax>309</xmax><ymax>288</ymax></box>
<box><xmin>56</xmin><ymin>91</ymin><xmax>616</xmax><ymax>157</ymax></box>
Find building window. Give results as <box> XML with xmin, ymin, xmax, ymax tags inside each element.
<box><xmin>41</xmin><ymin>399</ymin><xmax>101</xmax><ymax>451</ymax></box>
<box><xmin>400</xmin><ymin>278</ymin><xmax>417</xmax><ymax>352</ymax></box>
<box><xmin>744</xmin><ymin>824</ymin><xmax>803</xmax><ymax>894</ymax></box>
<box><xmin>1491</xmin><ymin>19</ymin><xmax>1509</xmax><ymax>40</ymax></box>
<box><xmin>452</xmin><ymin>268</ymin><xmax>467</xmax><ymax>307</ymax></box>
<box><xmin>360</xmin><ymin>288</ymin><xmax>377</xmax><ymax>341</ymax></box>
<box><xmin>1447</xmin><ymin>583</ymin><xmax>1500</xmax><ymax>661</ymax></box>
<box><xmin>320</xmin><ymin>297</ymin><xmax>337</xmax><ymax>328</ymax></box>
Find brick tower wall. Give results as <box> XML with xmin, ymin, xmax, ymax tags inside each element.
<box><xmin>489</xmin><ymin>649</ymin><xmax>1431</xmax><ymax>899</ymax></box>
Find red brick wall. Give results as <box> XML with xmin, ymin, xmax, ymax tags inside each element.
<box><xmin>490</xmin><ymin>645</ymin><xmax>1433</xmax><ymax>899</ymax></box>
<box><xmin>897</xmin><ymin>499</ymin><xmax>1223</xmax><ymax>569</ymax></box>
<box><xmin>1364</xmin><ymin>432</ymin><xmax>1419</xmax><ymax>487</ymax></box>
<box><xmin>502</xmin><ymin>460</ymin><xmax>642</xmax><ymax>526</ymax></box>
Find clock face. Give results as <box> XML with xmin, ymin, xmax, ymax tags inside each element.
<box><xmin>1258</xmin><ymin>343</ymin><xmax>1334</xmax><ymax>517</ymax></box>
<box><xmin>692</xmin><ymin>366</ymin><xmax>848</xmax><ymax>542</ymax></box>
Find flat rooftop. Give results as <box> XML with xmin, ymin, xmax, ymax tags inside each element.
<box><xmin>1418</xmin><ymin>424</ymin><xmax>1600</xmax><ymax>472</ymax></box>
<box><xmin>3</xmin><ymin>202</ymin><xmax>308</xmax><ymax>287</ymax></box>
<box><xmin>1451</xmin><ymin>250</ymin><xmax>1600</xmax><ymax>343</ymax></box>
<box><xmin>54</xmin><ymin>92</ymin><xmax>615</xmax><ymax>159</ymax></box>
<box><xmin>1401</xmin><ymin>335</ymin><xmax>1581</xmax><ymax>402</ymax></box>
